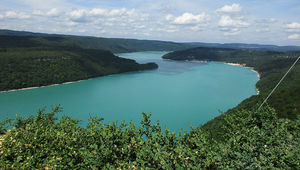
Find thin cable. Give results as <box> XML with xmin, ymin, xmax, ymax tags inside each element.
<box><xmin>258</xmin><ymin>55</ymin><xmax>300</xmax><ymax>111</ymax></box>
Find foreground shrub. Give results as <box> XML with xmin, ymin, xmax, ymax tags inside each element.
<box><xmin>0</xmin><ymin>106</ymin><xmax>299</xmax><ymax>169</ymax></box>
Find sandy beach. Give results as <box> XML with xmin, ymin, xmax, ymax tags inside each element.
<box><xmin>0</xmin><ymin>68</ymin><xmax>149</xmax><ymax>94</ymax></box>
<box><xmin>224</xmin><ymin>62</ymin><xmax>261</xmax><ymax>95</ymax></box>
<box><xmin>164</xmin><ymin>59</ymin><xmax>262</xmax><ymax>95</ymax></box>
<box><xmin>0</xmin><ymin>79</ymin><xmax>89</xmax><ymax>94</ymax></box>
<box><xmin>225</xmin><ymin>62</ymin><xmax>260</xmax><ymax>80</ymax></box>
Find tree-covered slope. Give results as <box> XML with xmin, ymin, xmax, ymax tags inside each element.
<box><xmin>2</xmin><ymin>29</ymin><xmax>300</xmax><ymax>52</ymax></box>
<box><xmin>162</xmin><ymin>47</ymin><xmax>283</xmax><ymax>62</ymax></box>
<box><xmin>186</xmin><ymin>42</ymin><xmax>300</xmax><ymax>52</ymax></box>
<box><xmin>0</xmin><ymin>47</ymin><xmax>157</xmax><ymax>92</ymax></box>
<box><xmin>0</xmin><ymin>106</ymin><xmax>298</xmax><ymax>169</ymax></box>
<box><xmin>163</xmin><ymin>47</ymin><xmax>300</xmax><ymax>120</ymax></box>
<box><xmin>0</xmin><ymin>30</ymin><xmax>193</xmax><ymax>53</ymax></box>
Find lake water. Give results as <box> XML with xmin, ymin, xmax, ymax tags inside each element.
<box><xmin>0</xmin><ymin>51</ymin><xmax>259</xmax><ymax>132</ymax></box>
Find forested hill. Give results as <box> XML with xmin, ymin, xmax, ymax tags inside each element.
<box><xmin>0</xmin><ymin>34</ymin><xmax>158</xmax><ymax>92</ymax></box>
<box><xmin>0</xmin><ymin>30</ymin><xmax>192</xmax><ymax>53</ymax></box>
<box><xmin>0</xmin><ymin>29</ymin><xmax>192</xmax><ymax>92</ymax></box>
<box><xmin>162</xmin><ymin>47</ymin><xmax>283</xmax><ymax>62</ymax></box>
<box><xmin>163</xmin><ymin>47</ymin><xmax>300</xmax><ymax>121</ymax></box>
<box><xmin>186</xmin><ymin>42</ymin><xmax>300</xmax><ymax>52</ymax></box>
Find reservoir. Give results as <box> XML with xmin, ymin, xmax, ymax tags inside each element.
<box><xmin>0</xmin><ymin>51</ymin><xmax>259</xmax><ymax>132</ymax></box>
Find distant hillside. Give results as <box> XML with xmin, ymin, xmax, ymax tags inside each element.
<box><xmin>186</xmin><ymin>42</ymin><xmax>300</xmax><ymax>52</ymax></box>
<box><xmin>2</xmin><ymin>29</ymin><xmax>299</xmax><ymax>52</ymax></box>
<box><xmin>163</xmin><ymin>47</ymin><xmax>300</xmax><ymax>121</ymax></box>
<box><xmin>0</xmin><ymin>31</ymin><xmax>162</xmax><ymax>91</ymax></box>
<box><xmin>0</xmin><ymin>30</ymin><xmax>193</xmax><ymax>53</ymax></box>
<box><xmin>0</xmin><ymin>47</ymin><xmax>158</xmax><ymax>92</ymax></box>
<box><xmin>162</xmin><ymin>47</ymin><xmax>282</xmax><ymax>63</ymax></box>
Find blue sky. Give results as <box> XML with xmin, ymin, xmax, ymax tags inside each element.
<box><xmin>1</xmin><ymin>0</ymin><xmax>300</xmax><ymax>45</ymax></box>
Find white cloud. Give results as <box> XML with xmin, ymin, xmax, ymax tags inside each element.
<box><xmin>78</xmin><ymin>29</ymin><xmax>86</xmax><ymax>33</ymax></box>
<box><xmin>12</xmin><ymin>0</ymin><xmax>71</xmax><ymax>10</ymax></box>
<box><xmin>255</xmin><ymin>18</ymin><xmax>277</xmax><ymax>24</ymax></box>
<box><xmin>66</xmin><ymin>8</ymin><xmax>139</xmax><ymax>23</ymax></box>
<box><xmin>64</xmin><ymin>21</ymin><xmax>78</xmax><ymax>27</ymax></box>
<box><xmin>256</xmin><ymin>28</ymin><xmax>270</xmax><ymax>32</ymax></box>
<box><xmin>89</xmin><ymin>8</ymin><xmax>107</xmax><ymax>16</ymax></box>
<box><xmin>172</xmin><ymin>12</ymin><xmax>209</xmax><ymax>25</ymax></box>
<box><xmin>32</xmin><ymin>10</ymin><xmax>43</xmax><ymax>15</ymax></box>
<box><xmin>216</xmin><ymin>3</ymin><xmax>242</xmax><ymax>13</ymax></box>
<box><xmin>104</xmin><ymin>22</ymin><xmax>114</xmax><ymax>26</ymax></box>
<box><xmin>99</xmin><ymin>30</ymin><xmax>106</xmax><ymax>34</ymax></box>
<box><xmin>224</xmin><ymin>31</ymin><xmax>240</xmax><ymax>36</ymax></box>
<box><xmin>87</xmin><ymin>8</ymin><xmax>134</xmax><ymax>17</ymax></box>
<box><xmin>218</xmin><ymin>15</ymin><xmax>248</xmax><ymax>36</ymax></box>
<box><xmin>165</xmin><ymin>14</ymin><xmax>173</xmax><ymax>21</ymax></box>
<box><xmin>218</xmin><ymin>15</ymin><xmax>249</xmax><ymax>27</ymax></box>
<box><xmin>163</xmin><ymin>13</ymin><xmax>210</xmax><ymax>32</ymax></box>
<box><xmin>143</xmin><ymin>32</ymin><xmax>150</xmax><ymax>36</ymax></box>
<box><xmin>269</xmin><ymin>18</ymin><xmax>277</xmax><ymax>23</ymax></box>
<box><xmin>286</xmin><ymin>22</ymin><xmax>300</xmax><ymax>32</ymax></box>
<box><xmin>288</xmin><ymin>34</ymin><xmax>300</xmax><ymax>39</ymax></box>
<box><xmin>286</xmin><ymin>22</ymin><xmax>300</xmax><ymax>29</ymax></box>
<box><xmin>156</xmin><ymin>25</ymin><xmax>179</xmax><ymax>33</ymax></box>
<box><xmin>33</xmin><ymin>8</ymin><xmax>61</xmax><ymax>17</ymax></box>
<box><xmin>46</xmin><ymin>8</ymin><xmax>60</xmax><ymax>17</ymax></box>
<box><xmin>165</xmin><ymin>29</ymin><xmax>177</xmax><ymax>33</ymax></box>
<box><xmin>190</xmin><ymin>25</ymin><xmax>203</xmax><ymax>31</ymax></box>
<box><xmin>68</xmin><ymin>9</ymin><xmax>87</xmax><ymax>22</ymax></box>
<box><xmin>109</xmin><ymin>8</ymin><xmax>135</xmax><ymax>17</ymax></box>
<box><xmin>76</xmin><ymin>8</ymin><xmax>135</xmax><ymax>18</ymax></box>
<box><xmin>157</xmin><ymin>27</ymin><xmax>178</xmax><ymax>33</ymax></box>
<box><xmin>220</xmin><ymin>27</ymin><xmax>240</xmax><ymax>36</ymax></box>
<box><xmin>135</xmin><ymin>25</ymin><xmax>146</xmax><ymax>29</ymax></box>
<box><xmin>4</xmin><ymin>11</ymin><xmax>30</xmax><ymax>19</ymax></box>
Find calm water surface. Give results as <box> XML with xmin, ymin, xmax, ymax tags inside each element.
<box><xmin>0</xmin><ymin>51</ymin><xmax>258</xmax><ymax>132</ymax></box>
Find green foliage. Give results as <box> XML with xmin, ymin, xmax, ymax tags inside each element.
<box><xmin>0</xmin><ymin>118</ymin><xmax>12</xmax><ymax>135</ymax></box>
<box><xmin>0</xmin><ymin>106</ymin><xmax>299</xmax><ymax>169</ymax></box>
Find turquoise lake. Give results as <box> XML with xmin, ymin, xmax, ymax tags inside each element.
<box><xmin>0</xmin><ymin>51</ymin><xmax>259</xmax><ymax>132</ymax></box>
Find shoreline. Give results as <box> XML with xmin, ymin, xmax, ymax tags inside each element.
<box><xmin>224</xmin><ymin>62</ymin><xmax>261</xmax><ymax>95</ymax></box>
<box><xmin>0</xmin><ymin>67</ymin><xmax>157</xmax><ymax>94</ymax></box>
<box><xmin>0</xmin><ymin>79</ymin><xmax>91</xmax><ymax>94</ymax></box>
<box><xmin>164</xmin><ymin>59</ymin><xmax>261</xmax><ymax>95</ymax></box>
<box><xmin>224</xmin><ymin>62</ymin><xmax>260</xmax><ymax>80</ymax></box>
<box><xmin>225</xmin><ymin>62</ymin><xmax>260</xmax><ymax>80</ymax></box>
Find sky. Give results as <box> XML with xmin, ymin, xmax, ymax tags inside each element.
<box><xmin>1</xmin><ymin>0</ymin><xmax>300</xmax><ymax>46</ymax></box>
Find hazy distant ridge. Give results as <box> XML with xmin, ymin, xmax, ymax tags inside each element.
<box><xmin>1</xmin><ymin>29</ymin><xmax>300</xmax><ymax>52</ymax></box>
<box><xmin>0</xmin><ymin>29</ymin><xmax>192</xmax><ymax>53</ymax></box>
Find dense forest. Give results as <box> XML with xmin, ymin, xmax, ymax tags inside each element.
<box><xmin>0</xmin><ymin>36</ymin><xmax>158</xmax><ymax>91</ymax></box>
<box><xmin>187</xmin><ymin>42</ymin><xmax>300</xmax><ymax>52</ymax></box>
<box><xmin>2</xmin><ymin>29</ymin><xmax>300</xmax><ymax>52</ymax></box>
<box><xmin>0</xmin><ymin>30</ymin><xmax>193</xmax><ymax>53</ymax></box>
